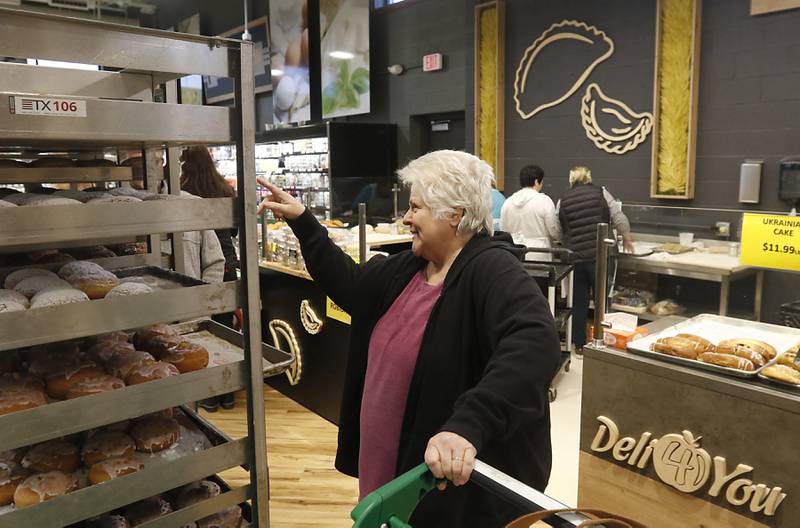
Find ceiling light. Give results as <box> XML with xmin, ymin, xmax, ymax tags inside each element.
<box><xmin>329</xmin><ymin>51</ymin><xmax>355</xmax><ymax>60</ymax></box>
<box><xmin>271</xmin><ymin>69</ymin><xmax>284</xmax><ymax>76</ymax></box>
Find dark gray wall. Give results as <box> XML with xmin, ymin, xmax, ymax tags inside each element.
<box><xmin>465</xmin><ymin>0</ymin><xmax>800</xmax><ymax>323</ymax></box>
<box><xmin>344</xmin><ymin>0</ymin><xmax>467</xmax><ymax>167</ymax></box>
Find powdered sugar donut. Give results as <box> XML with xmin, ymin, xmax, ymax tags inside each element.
<box><xmin>24</xmin><ymin>196</ymin><xmax>82</xmax><ymax>207</ymax></box>
<box><xmin>0</xmin><ymin>301</ymin><xmax>26</xmax><ymax>313</ymax></box>
<box><xmin>30</xmin><ymin>288</ymin><xmax>89</xmax><ymax>308</ymax></box>
<box><xmin>14</xmin><ymin>276</ymin><xmax>72</xmax><ymax>298</ymax></box>
<box><xmin>88</xmin><ymin>195</ymin><xmax>142</xmax><ymax>204</ymax></box>
<box><xmin>106</xmin><ymin>282</ymin><xmax>153</xmax><ymax>297</ymax></box>
<box><xmin>21</xmin><ymin>440</ymin><xmax>79</xmax><ymax>473</ymax></box>
<box><xmin>58</xmin><ymin>261</ymin><xmax>106</xmax><ymax>280</ymax></box>
<box><xmin>4</xmin><ymin>268</ymin><xmax>58</xmax><ymax>290</ymax></box>
<box><xmin>63</xmin><ymin>267</ymin><xmax>119</xmax><ymax>299</ymax></box>
<box><xmin>0</xmin><ymin>200</ymin><xmax>16</xmax><ymax>207</ymax></box>
<box><xmin>0</xmin><ymin>289</ymin><xmax>30</xmax><ymax>308</ymax></box>
<box><xmin>1</xmin><ymin>193</ymin><xmax>38</xmax><ymax>205</ymax></box>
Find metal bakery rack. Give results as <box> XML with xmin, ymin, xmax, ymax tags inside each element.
<box><xmin>0</xmin><ymin>8</ymin><xmax>291</xmax><ymax>527</ymax></box>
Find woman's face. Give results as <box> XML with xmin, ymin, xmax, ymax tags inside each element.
<box><xmin>403</xmin><ymin>192</ymin><xmax>458</xmax><ymax>260</ymax></box>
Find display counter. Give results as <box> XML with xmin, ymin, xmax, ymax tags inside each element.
<box><xmin>579</xmin><ymin>317</ymin><xmax>799</xmax><ymax>527</ymax></box>
<box><xmin>618</xmin><ymin>233</ymin><xmax>764</xmax><ymax>320</ymax></box>
<box><xmin>259</xmin><ymin>234</ymin><xmax>412</xmax><ymax>423</ymax></box>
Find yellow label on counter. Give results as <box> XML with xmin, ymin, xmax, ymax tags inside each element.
<box><xmin>741</xmin><ymin>213</ymin><xmax>800</xmax><ymax>271</ymax></box>
<box><xmin>326</xmin><ymin>297</ymin><xmax>351</xmax><ymax>325</ymax></box>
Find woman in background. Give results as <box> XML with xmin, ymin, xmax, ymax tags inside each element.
<box><xmin>180</xmin><ymin>146</ymin><xmax>238</xmax><ymax>411</ymax></box>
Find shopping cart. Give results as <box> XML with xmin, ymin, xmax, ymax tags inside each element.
<box><xmin>351</xmin><ymin>459</ymin><xmax>597</xmax><ymax>528</ymax></box>
<box><xmin>522</xmin><ymin>247</ymin><xmax>575</xmax><ymax>402</ymax></box>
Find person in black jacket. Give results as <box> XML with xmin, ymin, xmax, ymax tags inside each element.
<box><xmin>554</xmin><ymin>166</ymin><xmax>634</xmax><ymax>354</ymax></box>
<box><xmin>258</xmin><ymin>150</ymin><xmax>560</xmax><ymax>527</ymax></box>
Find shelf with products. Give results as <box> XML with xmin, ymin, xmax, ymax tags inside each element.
<box><xmin>0</xmin><ymin>8</ymin><xmax>274</xmax><ymax>527</ymax></box>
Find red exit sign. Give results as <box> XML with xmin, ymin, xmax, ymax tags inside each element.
<box><xmin>423</xmin><ymin>53</ymin><xmax>443</xmax><ymax>72</ymax></box>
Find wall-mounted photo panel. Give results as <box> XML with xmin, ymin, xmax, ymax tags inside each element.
<box><xmin>270</xmin><ymin>0</ymin><xmax>311</xmax><ymax>124</ymax></box>
<box><xmin>320</xmin><ymin>0</ymin><xmax>370</xmax><ymax>119</ymax></box>
<box><xmin>203</xmin><ymin>17</ymin><xmax>272</xmax><ymax>104</ymax></box>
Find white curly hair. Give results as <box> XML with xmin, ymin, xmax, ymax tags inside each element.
<box><xmin>397</xmin><ymin>150</ymin><xmax>495</xmax><ymax>235</ymax></box>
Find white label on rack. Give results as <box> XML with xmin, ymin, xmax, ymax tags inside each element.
<box><xmin>10</xmin><ymin>96</ymin><xmax>87</xmax><ymax>117</ymax></box>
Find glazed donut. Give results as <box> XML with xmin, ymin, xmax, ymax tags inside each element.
<box><xmin>0</xmin><ymin>372</ymin><xmax>44</xmax><ymax>392</ymax></box>
<box><xmin>86</xmin><ymin>340</ymin><xmax>135</xmax><ymax>363</ymax></box>
<box><xmin>13</xmin><ymin>470</ymin><xmax>79</xmax><ymax>508</ymax></box>
<box><xmin>131</xmin><ymin>416</ymin><xmax>180</xmax><ymax>453</ymax></box>
<box><xmin>21</xmin><ymin>440</ymin><xmax>80</xmax><ymax>473</ymax></box>
<box><xmin>125</xmin><ymin>361</ymin><xmax>179</xmax><ymax>385</ymax></box>
<box><xmin>45</xmin><ymin>360</ymin><xmax>106</xmax><ymax>399</ymax></box>
<box><xmin>13</xmin><ymin>276</ymin><xmax>71</xmax><ymax>298</ymax></box>
<box><xmin>106</xmin><ymin>282</ymin><xmax>153</xmax><ymax>297</ymax></box>
<box><xmin>197</xmin><ymin>506</ymin><xmax>243</xmax><ymax>528</ymax></box>
<box><xmin>65</xmin><ymin>374</ymin><xmax>125</xmax><ymax>399</ymax></box>
<box><xmin>105</xmin><ymin>350</ymin><xmax>155</xmax><ymax>380</ymax></box>
<box><xmin>30</xmin><ymin>287</ymin><xmax>89</xmax><ymax>308</ymax></box>
<box><xmin>0</xmin><ymin>388</ymin><xmax>47</xmax><ymax>415</ymax></box>
<box><xmin>85</xmin><ymin>514</ymin><xmax>131</xmax><ymax>528</ymax></box>
<box><xmin>0</xmin><ymin>289</ymin><xmax>30</xmax><ymax>309</ymax></box>
<box><xmin>132</xmin><ymin>325</ymin><xmax>179</xmax><ymax>350</ymax></box>
<box><xmin>88</xmin><ymin>455</ymin><xmax>144</xmax><ymax>485</ymax></box>
<box><xmin>82</xmin><ymin>430</ymin><xmax>136</xmax><ymax>466</ymax></box>
<box><xmin>176</xmin><ymin>480</ymin><xmax>221</xmax><ymax>509</ymax></box>
<box><xmin>26</xmin><ymin>340</ymin><xmax>81</xmax><ymax>364</ymax></box>
<box><xmin>0</xmin><ymin>461</ymin><xmax>27</xmax><ymax>506</ymax></box>
<box><xmin>86</xmin><ymin>331</ymin><xmax>131</xmax><ymax>347</ymax></box>
<box><xmin>3</xmin><ymin>268</ymin><xmax>58</xmax><ymax>290</ymax></box>
<box><xmin>0</xmin><ymin>448</ymin><xmax>27</xmax><ymax>464</ymax></box>
<box><xmin>125</xmin><ymin>496</ymin><xmax>173</xmax><ymax>525</ymax></box>
<box><xmin>139</xmin><ymin>334</ymin><xmax>184</xmax><ymax>357</ymax></box>
<box><xmin>0</xmin><ymin>351</ymin><xmax>20</xmax><ymax>374</ymax></box>
<box><xmin>159</xmin><ymin>341</ymin><xmax>209</xmax><ymax>373</ymax></box>
<box><xmin>68</xmin><ymin>270</ymin><xmax>119</xmax><ymax>299</ymax></box>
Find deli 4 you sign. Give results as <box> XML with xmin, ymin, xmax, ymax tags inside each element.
<box><xmin>590</xmin><ymin>416</ymin><xmax>786</xmax><ymax>517</ymax></box>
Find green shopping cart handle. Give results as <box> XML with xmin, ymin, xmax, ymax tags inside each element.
<box><xmin>351</xmin><ymin>463</ymin><xmax>439</xmax><ymax>528</ymax></box>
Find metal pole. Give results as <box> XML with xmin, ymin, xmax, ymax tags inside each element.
<box><xmin>234</xmin><ymin>41</ymin><xmax>271</xmax><ymax>527</ymax></box>
<box><xmin>392</xmin><ymin>183</ymin><xmax>399</xmax><ymax>220</ymax></box>
<box><xmin>593</xmin><ymin>223</ymin><xmax>615</xmax><ymax>348</ymax></box>
<box><xmin>165</xmin><ymin>79</ymin><xmax>186</xmax><ymax>275</ymax></box>
<box><xmin>358</xmin><ymin>203</ymin><xmax>367</xmax><ymax>264</ymax></box>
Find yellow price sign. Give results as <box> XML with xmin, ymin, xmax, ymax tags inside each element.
<box><xmin>741</xmin><ymin>213</ymin><xmax>800</xmax><ymax>271</ymax></box>
<box><xmin>326</xmin><ymin>297</ymin><xmax>351</xmax><ymax>325</ymax></box>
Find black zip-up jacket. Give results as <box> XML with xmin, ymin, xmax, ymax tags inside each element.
<box><xmin>288</xmin><ymin>210</ymin><xmax>561</xmax><ymax>527</ymax></box>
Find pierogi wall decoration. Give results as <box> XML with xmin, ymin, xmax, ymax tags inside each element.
<box><xmin>270</xmin><ymin>0</ymin><xmax>311</xmax><ymax>124</ymax></box>
<box><xmin>513</xmin><ymin>19</ymin><xmax>654</xmax><ymax>156</ymax></box>
<box><xmin>320</xmin><ymin>0</ymin><xmax>370</xmax><ymax>119</ymax></box>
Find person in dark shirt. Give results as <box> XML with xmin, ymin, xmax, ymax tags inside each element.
<box><xmin>258</xmin><ymin>149</ymin><xmax>560</xmax><ymax>527</ymax></box>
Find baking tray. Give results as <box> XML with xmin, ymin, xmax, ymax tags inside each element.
<box><xmin>114</xmin><ymin>265</ymin><xmax>206</xmax><ymax>289</ymax></box>
<box><xmin>173</xmin><ymin>319</ymin><xmax>294</xmax><ymax>378</ymax></box>
<box><xmin>627</xmin><ymin>314</ymin><xmax>800</xmax><ymax>378</ymax></box>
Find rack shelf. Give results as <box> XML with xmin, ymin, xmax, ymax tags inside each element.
<box><xmin>0</xmin><ymin>198</ymin><xmax>237</xmax><ymax>250</ymax></box>
<box><xmin>0</xmin><ymin>280</ymin><xmax>242</xmax><ymax>352</ymax></box>
<box><xmin>0</xmin><ymin>7</ymin><xmax>273</xmax><ymax>526</ymax></box>
<box><xmin>1</xmin><ymin>93</ymin><xmax>233</xmax><ymax>147</ymax></box>
<box><xmin>0</xmin><ymin>166</ymin><xmax>133</xmax><ymax>184</ymax></box>
<box><xmin>0</xmin><ymin>439</ymin><xmax>249</xmax><ymax>527</ymax></box>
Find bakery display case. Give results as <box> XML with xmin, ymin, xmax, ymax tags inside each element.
<box><xmin>0</xmin><ymin>9</ymin><xmax>290</xmax><ymax>527</ymax></box>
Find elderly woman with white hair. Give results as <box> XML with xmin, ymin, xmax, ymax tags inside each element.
<box><xmin>258</xmin><ymin>150</ymin><xmax>560</xmax><ymax>527</ymax></box>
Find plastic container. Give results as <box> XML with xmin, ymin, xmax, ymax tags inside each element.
<box><xmin>679</xmin><ymin>232</ymin><xmax>694</xmax><ymax>246</ymax></box>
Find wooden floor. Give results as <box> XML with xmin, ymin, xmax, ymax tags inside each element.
<box><xmin>199</xmin><ymin>387</ymin><xmax>358</xmax><ymax>528</ymax></box>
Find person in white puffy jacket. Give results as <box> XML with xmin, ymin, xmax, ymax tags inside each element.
<box><xmin>500</xmin><ymin>165</ymin><xmax>559</xmax><ymax>261</ymax></box>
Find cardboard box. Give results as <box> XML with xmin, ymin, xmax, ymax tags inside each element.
<box><xmin>587</xmin><ymin>313</ymin><xmax>649</xmax><ymax>350</ymax></box>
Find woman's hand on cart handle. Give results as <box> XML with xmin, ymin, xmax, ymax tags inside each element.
<box><xmin>256</xmin><ymin>178</ymin><xmax>306</xmax><ymax>220</ymax></box>
<box><xmin>424</xmin><ymin>432</ymin><xmax>477</xmax><ymax>490</ymax></box>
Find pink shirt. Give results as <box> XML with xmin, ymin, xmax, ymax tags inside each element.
<box><xmin>358</xmin><ymin>270</ymin><xmax>443</xmax><ymax>499</ymax></box>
